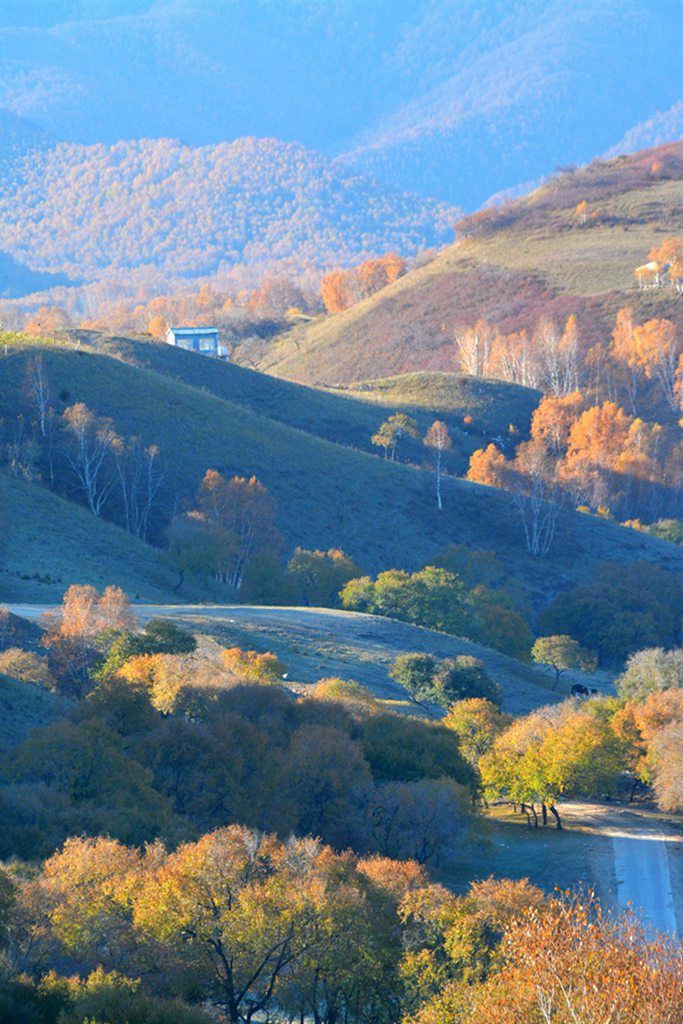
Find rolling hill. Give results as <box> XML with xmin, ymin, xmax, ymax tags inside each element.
<box><xmin>1</xmin><ymin>334</ymin><xmax>681</xmax><ymax>613</ymax></box>
<box><xmin>112</xmin><ymin>603</ymin><xmax>568</xmax><ymax>717</ymax></box>
<box><xmin>253</xmin><ymin>143</ymin><xmax>683</xmax><ymax>385</ymax></box>
<box><xmin>86</xmin><ymin>332</ymin><xmax>540</xmax><ymax>475</ymax></box>
<box><xmin>1</xmin><ymin>603</ymin><xmax>566</xmax><ymax>717</ymax></box>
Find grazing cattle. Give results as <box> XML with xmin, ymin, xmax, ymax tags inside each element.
<box><xmin>570</xmin><ymin>683</ymin><xmax>598</xmax><ymax>698</ymax></box>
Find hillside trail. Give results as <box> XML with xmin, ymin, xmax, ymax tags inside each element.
<box><xmin>560</xmin><ymin>801</ymin><xmax>681</xmax><ymax>936</ymax></box>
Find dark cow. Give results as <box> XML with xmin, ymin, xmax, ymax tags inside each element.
<box><xmin>570</xmin><ymin>684</ymin><xmax>598</xmax><ymax>698</ymax></box>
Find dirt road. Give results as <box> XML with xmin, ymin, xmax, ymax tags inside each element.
<box><xmin>561</xmin><ymin>803</ymin><xmax>681</xmax><ymax>936</ymax></box>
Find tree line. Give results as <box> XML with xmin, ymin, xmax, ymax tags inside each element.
<box><xmin>1</xmin><ymin>833</ymin><xmax>680</xmax><ymax>1024</ymax></box>
<box><xmin>457</xmin><ymin>308</ymin><xmax>682</xmax><ymax>547</ymax></box>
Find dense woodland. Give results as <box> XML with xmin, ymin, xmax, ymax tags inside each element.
<box><xmin>0</xmin><ymin>137</ymin><xmax>452</xmax><ymax>314</ymax></box>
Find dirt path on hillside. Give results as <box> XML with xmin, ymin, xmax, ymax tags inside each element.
<box><xmin>560</xmin><ymin>802</ymin><xmax>682</xmax><ymax>936</ymax></box>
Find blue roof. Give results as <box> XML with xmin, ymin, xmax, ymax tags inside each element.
<box><xmin>168</xmin><ymin>326</ymin><xmax>218</xmax><ymax>335</ymax></box>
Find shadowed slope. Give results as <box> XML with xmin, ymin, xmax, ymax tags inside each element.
<box><xmin>1</xmin><ymin>339</ymin><xmax>681</xmax><ymax>613</ymax></box>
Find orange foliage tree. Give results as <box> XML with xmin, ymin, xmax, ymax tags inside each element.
<box><xmin>42</xmin><ymin>584</ymin><xmax>137</xmax><ymax>697</ymax></box>
<box><xmin>529</xmin><ymin>392</ymin><xmax>586</xmax><ymax>455</ymax></box>
<box><xmin>466</xmin><ymin>444</ymin><xmax>510</xmax><ymax>490</ymax></box>
<box><xmin>170</xmin><ymin>470</ymin><xmax>282</xmax><ymax>590</ymax></box>
<box><xmin>610</xmin><ymin>306</ymin><xmax>640</xmax><ymax>412</ymax></box>
<box><xmin>321</xmin><ymin>253</ymin><xmax>405</xmax><ymax>313</ymax></box>
<box><xmin>631</xmin><ymin>318</ymin><xmax>681</xmax><ymax>410</ymax></box>
<box><xmin>649</xmin><ymin>237</ymin><xmax>683</xmax><ymax>292</ymax></box>
<box><xmin>412</xmin><ymin>890</ymin><xmax>683</xmax><ymax>1024</ymax></box>
<box><xmin>558</xmin><ymin>400</ymin><xmax>633</xmax><ymax>508</ymax></box>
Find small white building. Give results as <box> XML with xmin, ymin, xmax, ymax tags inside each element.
<box><xmin>165</xmin><ymin>326</ymin><xmax>229</xmax><ymax>359</ymax></box>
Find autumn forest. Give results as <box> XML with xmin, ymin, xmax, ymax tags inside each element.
<box><xmin>0</xmin><ymin>2</ymin><xmax>682</xmax><ymax>1022</ymax></box>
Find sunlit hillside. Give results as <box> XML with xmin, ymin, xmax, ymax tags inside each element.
<box><xmin>256</xmin><ymin>143</ymin><xmax>683</xmax><ymax>384</ymax></box>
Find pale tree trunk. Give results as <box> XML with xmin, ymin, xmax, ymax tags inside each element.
<box><xmin>115</xmin><ymin>440</ymin><xmax>163</xmax><ymax>538</ymax></box>
<box><xmin>26</xmin><ymin>355</ymin><xmax>50</xmax><ymax>436</ymax></box>
<box><xmin>435</xmin><ymin>448</ymin><xmax>443</xmax><ymax>510</ymax></box>
<box><xmin>512</xmin><ymin>476</ymin><xmax>561</xmax><ymax>557</ymax></box>
<box><xmin>63</xmin><ymin>406</ymin><xmax>118</xmax><ymax>516</ymax></box>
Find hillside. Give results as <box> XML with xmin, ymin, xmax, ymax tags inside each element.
<box><xmin>0</xmin><ymin>1</ymin><xmax>680</xmax><ymax>207</ymax></box>
<box><xmin>1</xmin><ymin>337</ymin><xmax>682</xmax><ymax>613</ymax></box>
<box><xmin>126</xmin><ymin>604</ymin><xmax>567</xmax><ymax>717</ymax></box>
<box><xmin>254</xmin><ymin>143</ymin><xmax>683</xmax><ymax>385</ymax></box>
<box><xmin>0</xmin><ymin>251</ymin><xmax>71</xmax><ymax>299</ymax></box>
<box><xmin>0</xmin><ymin>672</ymin><xmax>67</xmax><ymax>751</ymax></box>
<box><xmin>2</xmin><ymin>602</ymin><xmax>565</xmax><ymax>717</ymax></box>
<box><xmin>0</xmin><ymin>469</ymin><xmax>180</xmax><ymax>602</ymax></box>
<box><xmin>89</xmin><ymin>332</ymin><xmax>540</xmax><ymax>475</ymax></box>
<box><xmin>0</xmin><ymin>137</ymin><xmax>454</xmax><ymax>291</ymax></box>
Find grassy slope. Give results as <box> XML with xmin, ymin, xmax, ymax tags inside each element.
<box><xmin>255</xmin><ymin>144</ymin><xmax>683</xmax><ymax>385</ymax></box>
<box><xmin>0</xmin><ymin>673</ymin><xmax>67</xmax><ymax>750</ymax></box>
<box><xmin>0</xmin><ymin>470</ymin><xmax>180</xmax><ymax>602</ymax></box>
<box><xmin>82</xmin><ymin>332</ymin><xmax>540</xmax><ymax>474</ymax></box>
<box><xmin>0</xmin><ymin>600</ymin><xmax>567</xmax><ymax>739</ymax></box>
<box><xmin>327</xmin><ymin>372</ymin><xmax>538</xmax><ymax>432</ymax></box>
<box><xmin>1</xmin><ymin>341</ymin><xmax>682</xmax><ymax>611</ymax></box>
<box><xmin>128</xmin><ymin>604</ymin><xmax>566</xmax><ymax>717</ymax></box>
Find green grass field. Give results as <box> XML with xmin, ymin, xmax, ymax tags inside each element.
<box><xmin>0</xmin><ymin>470</ymin><xmax>181</xmax><ymax>601</ymax></box>
<box><xmin>76</xmin><ymin>332</ymin><xmax>538</xmax><ymax>473</ymax></box>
